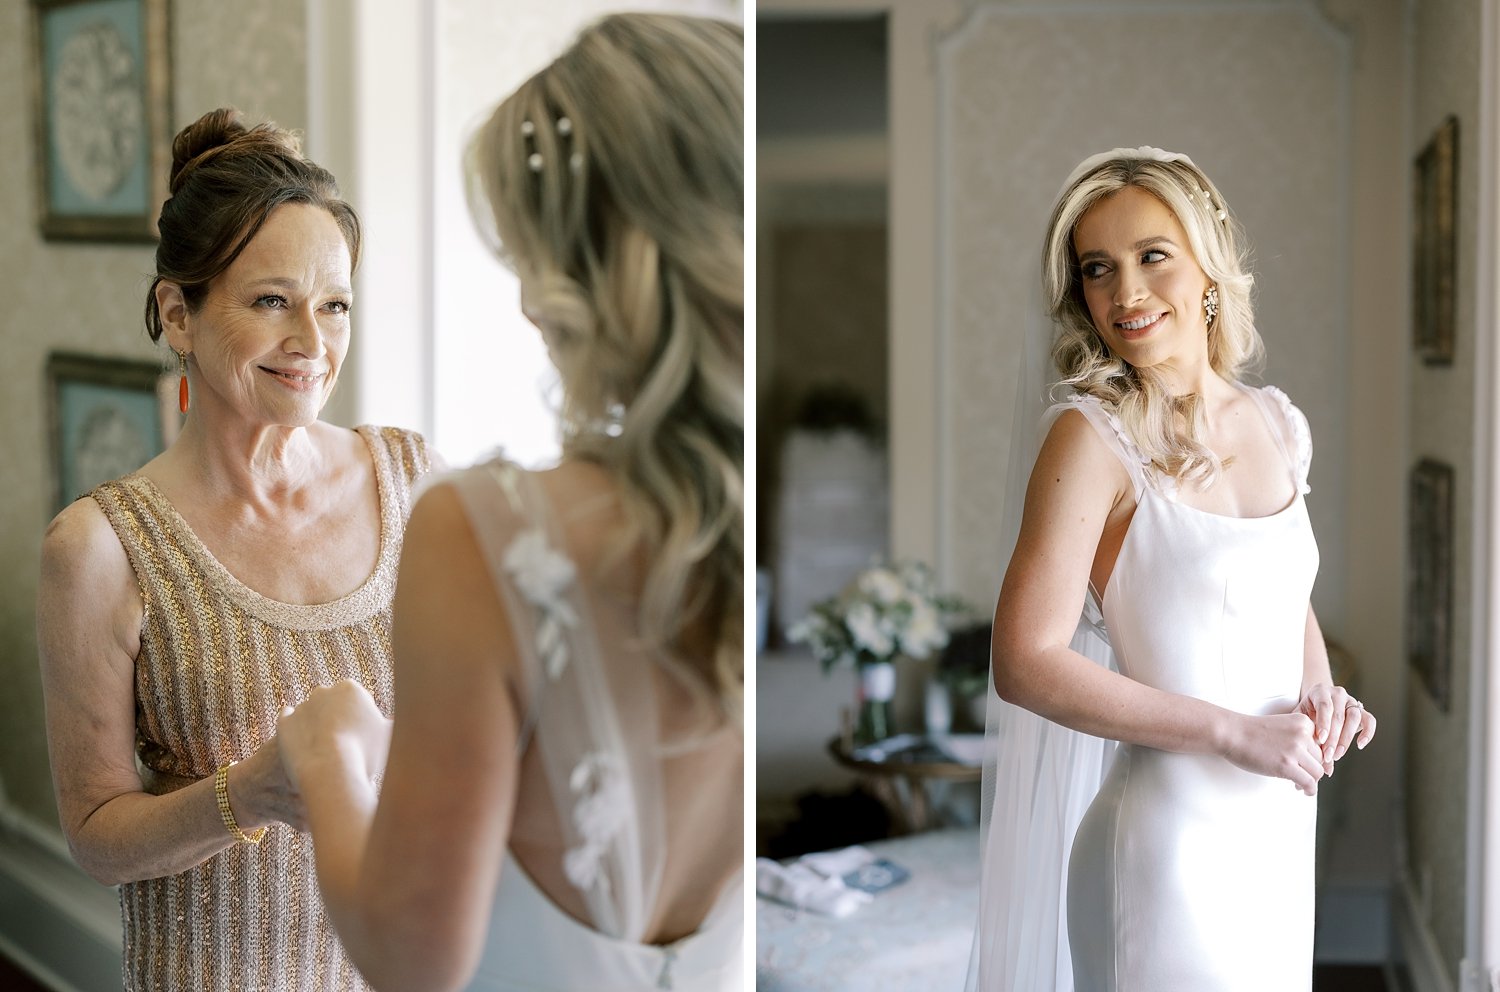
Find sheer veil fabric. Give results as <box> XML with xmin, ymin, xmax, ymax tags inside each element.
<box><xmin>963</xmin><ymin>290</ymin><xmax>1119</xmax><ymax>991</ymax></box>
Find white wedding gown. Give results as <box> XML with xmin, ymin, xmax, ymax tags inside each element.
<box><xmin>442</xmin><ymin>459</ymin><xmax>744</xmax><ymax>991</ymax></box>
<box><xmin>969</xmin><ymin>383</ymin><xmax>1318</xmax><ymax>991</ymax></box>
<box><xmin>469</xmin><ymin>858</ymin><xmax>743</xmax><ymax>990</ymax></box>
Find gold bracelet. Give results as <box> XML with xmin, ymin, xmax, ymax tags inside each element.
<box><xmin>214</xmin><ymin>763</ymin><xmax>267</xmax><ymax>845</ymax></box>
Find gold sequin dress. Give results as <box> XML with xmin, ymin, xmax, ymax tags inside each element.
<box><xmin>89</xmin><ymin>426</ymin><xmax>430</xmax><ymax>992</ymax></box>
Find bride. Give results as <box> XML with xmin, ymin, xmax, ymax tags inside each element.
<box><xmin>275</xmin><ymin>14</ymin><xmax>744</xmax><ymax>991</ymax></box>
<box><xmin>967</xmin><ymin>147</ymin><xmax>1377</xmax><ymax>991</ymax></box>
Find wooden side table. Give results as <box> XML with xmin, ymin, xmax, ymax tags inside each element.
<box><xmin>826</xmin><ymin>736</ymin><xmax>982</xmax><ymax>833</ymax></box>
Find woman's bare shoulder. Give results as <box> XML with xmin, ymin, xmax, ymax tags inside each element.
<box><xmin>42</xmin><ymin>497</ymin><xmax>128</xmax><ymax>578</ymax></box>
<box><xmin>1038</xmin><ymin>406</ymin><xmax>1126</xmax><ymax>478</ymax></box>
<box><xmin>38</xmin><ymin>498</ymin><xmax>141</xmax><ymax>657</ymax></box>
<box><xmin>1021</xmin><ymin>407</ymin><xmax>1134</xmax><ymax>527</ymax></box>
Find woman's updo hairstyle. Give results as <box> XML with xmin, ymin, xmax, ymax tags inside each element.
<box><xmin>144</xmin><ymin>108</ymin><xmax>361</xmax><ymax>342</ymax></box>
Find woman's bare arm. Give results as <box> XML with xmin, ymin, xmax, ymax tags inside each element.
<box><xmin>993</xmin><ymin>410</ymin><xmax>1327</xmax><ymax>794</ymax></box>
<box><xmin>37</xmin><ymin>500</ymin><xmax>300</xmax><ymax>885</ymax></box>
<box><xmin>281</xmin><ymin>482</ymin><xmax>521</xmax><ymax>992</ymax></box>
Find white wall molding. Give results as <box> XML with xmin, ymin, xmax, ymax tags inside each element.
<box><xmin>1399</xmin><ymin>862</ymin><xmax>1459</xmax><ymax>992</ymax></box>
<box><xmin>306</xmin><ymin>0</ymin><xmax>435</xmax><ymax>437</ymax></box>
<box><xmin>1474</xmin><ymin>0</ymin><xmax>1500</xmax><ymax>977</ymax></box>
<box><xmin>0</xmin><ymin>796</ymin><xmax>119</xmax><ymax>992</ymax></box>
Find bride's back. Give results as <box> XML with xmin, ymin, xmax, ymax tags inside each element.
<box><xmin>458</xmin><ymin>11</ymin><xmax>744</xmax><ymax>969</ymax></box>
<box><xmin>469</xmin><ymin>459</ymin><xmax>743</xmax><ymax>946</ymax></box>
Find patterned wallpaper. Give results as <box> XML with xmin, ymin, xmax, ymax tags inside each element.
<box><xmin>935</xmin><ymin>3</ymin><xmax>1351</xmax><ymax>639</ymax></box>
<box><xmin>0</xmin><ymin>0</ymin><xmax>309</xmax><ymax>826</ymax></box>
<box><xmin>1406</xmin><ymin>0</ymin><xmax>1481</xmax><ymax>976</ymax></box>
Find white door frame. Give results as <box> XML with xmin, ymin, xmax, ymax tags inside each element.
<box><xmin>756</xmin><ymin>0</ymin><xmax>963</xmax><ymax>572</ymax></box>
<box><xmin>1475</xmin><ymin>0</ymin><xmax>1500</xmax><ymax>986</ymax></box>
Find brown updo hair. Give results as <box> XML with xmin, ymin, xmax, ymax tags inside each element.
<box><xmin>144</xmin><ymin>108</ymin><xmax>362</xmax><ymax>342</ymax></box>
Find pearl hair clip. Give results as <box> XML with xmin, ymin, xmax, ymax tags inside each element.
<box><xmin>1197</xmin><ymin>186</ymin><xmax>1228</xmax><ymax>223</ymax></box>
<box><xmin>523</xmin><ymin>117</ymin><xmax>584</xmax><ymax>174</ymax></box>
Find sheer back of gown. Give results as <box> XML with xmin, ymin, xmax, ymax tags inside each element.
<box><xmin>444</xmin><ymin>458</ymin><xmax>744</xmax><ymax>991</ymax></box>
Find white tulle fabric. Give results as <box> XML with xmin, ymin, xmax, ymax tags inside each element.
<box><xmin>442</xmin><ymin>460</ymin><xmax>742</xmax><ymax>991</ymax></box>
<box><xmin>963</xmin><ymin>358</ymin><xmax>1120</xmax><ymax>991</ymax></box>
<box><xmin>965</xmin><ymin>603</ymin><xmax>1117</xmax><ymax>991</ymax></box>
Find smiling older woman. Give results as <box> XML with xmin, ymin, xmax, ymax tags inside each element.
<box><xmin>34</xmin><ymin>108</ymin><xmax>432</xmax><ymax>991</ymax></box>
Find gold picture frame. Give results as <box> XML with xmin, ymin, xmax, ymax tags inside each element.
<box><xmin>45</xmin><ymin>352</ymin><xmax>178</xmax><ymax>513</ymax></box>
<box><xmin>1407</xmin><ymin>457</ymin><xmax>1454</xmax><ymax>712</ymax></box>
<box><xmin>1412</xmin><ymin>115</ymin><xmax>1458</xmax><ymax>366</ymax></box>
<box><xmin>30</xmin><ymin>0</ymin><xmax>172</xmax><ymax>242</ymax></box>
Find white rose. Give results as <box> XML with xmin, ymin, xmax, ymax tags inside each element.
<box><xmin>900</xmin><ymin>601</ymin><xmax>949</xmax><ymax>659</ymax></box>
<box><xmin>787</xmin><ymin>616</ymin><xmax>815</xmax><ymax>644</ymax></box>
<box><xmin>847</xmin><ymin>602</ymin><xmax>894</xmax><ymax>657</ymax></box>
<box><xmin>858</xmin><ymin>568</ymin><xmax>905</xmax><ymax>604</ymax></box>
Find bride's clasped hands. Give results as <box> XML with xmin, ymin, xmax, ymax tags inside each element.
<box><xmin>1216</xmin><ymin>687</ymin><xmax>1377</xmax><ymax>798</ymax></box>
<box><xmin>1299</xmin><ymin>681</ymin><xmax>1378</xmax><ymax>776</ymax></box>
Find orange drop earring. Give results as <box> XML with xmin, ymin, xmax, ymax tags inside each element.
<box><xmin>177</xmin><ymin>350</ymin><xmax>189</xmax><ymax>413</ymax></box>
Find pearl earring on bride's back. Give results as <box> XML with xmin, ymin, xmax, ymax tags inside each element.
<box><xmin>1203</xmin><ymin>285</ymin><xmax>1220</xmax><ymax>326</ymax></box>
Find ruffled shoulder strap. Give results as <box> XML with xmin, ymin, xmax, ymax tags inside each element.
<box><xmin>437</xmin><ymin>458</ymin><xmax>664</xmax><ymax>943</ymax></box>
<box><xmin>1041</xmin><ymin>392</ymin><xmax>1157</xmax><ymax>500</ymax></box>
<box><xmin>1256</xmin><ymin>385</ymin><xmax>1313</xmax><ymax>494</ymax></box>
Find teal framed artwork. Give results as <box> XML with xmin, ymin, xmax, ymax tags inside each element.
<box><xmin>30</xmin><ymin>0</ymin><xmax>172</xmax><ymax>241</ymax></box>
<box><xmin>46</xmin><ymin>352</ymin><xmax>176</xmax><ymax>512</ymax></box>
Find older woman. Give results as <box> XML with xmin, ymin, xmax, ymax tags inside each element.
<box><xmin>275</xmin><ymin>13</ymin><xmax>743</xmax><ymax>992</ymax></box>
<box><xmin>35</xmin><ymin>108</ymin><xmax>431</xmax><ymax>990</ymax></box>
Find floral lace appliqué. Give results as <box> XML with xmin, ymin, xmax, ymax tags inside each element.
<box><xmin>562</xmin><ymin>752</ymin><xmax>629</xmax><ymax>892</ymax></box>
<box><xmin>1260</xmin><ymin>385</ymin><xmax>1313</xmax><ymax>494</ymax></box>
<box><xmin>502</xmin><ymin>528</ymin><xmax>579</xmax><ymax>680</ymax></box>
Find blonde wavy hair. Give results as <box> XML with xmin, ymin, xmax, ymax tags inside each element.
<box><xmin>1042</xmin><ymin>154</ymin><xmax>1262</xmax><ymax>489</ymax></box>
<box><xmin>467</xmin><ymin>14</ymin><xmax>743</xmax><ymax>722</ymax></box>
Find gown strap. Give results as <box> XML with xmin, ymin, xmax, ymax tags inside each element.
<box><xmin>1245</xmin><ymin>384</ymin><xmax>1313</xmax><ymax>495</ymax></box>
<box><xmin>433</xmin><ymin>458</ymin><xmax>667</xmax><ymax>945</ymax></box>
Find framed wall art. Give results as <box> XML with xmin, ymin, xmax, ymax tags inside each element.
<box><xmin>45</xmin><ymin>352</ymin><xmax>177</xmax><ymax>512</ymax></box>
<box><xmin>29</xmin><ymin>0</ymin><xmax>172</xmax><ymax>242</ymax></box>
<box><xmin>1407</xmin><ymin>457</ymin><xmax>1454</xmax><ymax>712</ymax></box>
<box><xmin>1411</xmin><ymin>115</ymin><xmax>1458</xmax><ymax>366</ymax></box>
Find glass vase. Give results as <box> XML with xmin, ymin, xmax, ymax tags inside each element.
<box><xmin>855</xmin><ymin>660</ymin><xmax>897</xmax><ymax>745</ymax></box>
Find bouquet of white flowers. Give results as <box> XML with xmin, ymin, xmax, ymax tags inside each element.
<box><xmin>788</xmin><ymin>560</ymin><xmax>970</xmax><ymax>671</ymax></box>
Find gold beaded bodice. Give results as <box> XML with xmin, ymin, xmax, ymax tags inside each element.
<box><xmin>89</xmin><ymin>425</ymin><xmax>430</xmax><ymax>992</ymax></box>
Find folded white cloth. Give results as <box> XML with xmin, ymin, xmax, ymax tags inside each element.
<box><xmin>755</xmin><ymin>857</ymin><xmax>873</xmax><ymax>918</ymax></box>
<box><xmin>798</xmin><ymin>845</ymin><xmax>876</xmax><ymax>879</ymax></box>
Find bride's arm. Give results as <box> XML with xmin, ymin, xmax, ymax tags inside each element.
<box><xmin>281</xmin><ymin>482</ymin><xmax>520</xmax><ymax>992</ymax></box>
<box><xmin>993</xmin><ymin>410</ymin><xmax>1328</xmax><ymax>795</ymax></box>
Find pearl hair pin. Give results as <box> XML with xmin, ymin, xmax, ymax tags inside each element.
<box><xmin>522</xmin><ymin>117</ymin><xmax>581</xmax><ymax>173</ymax></box>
